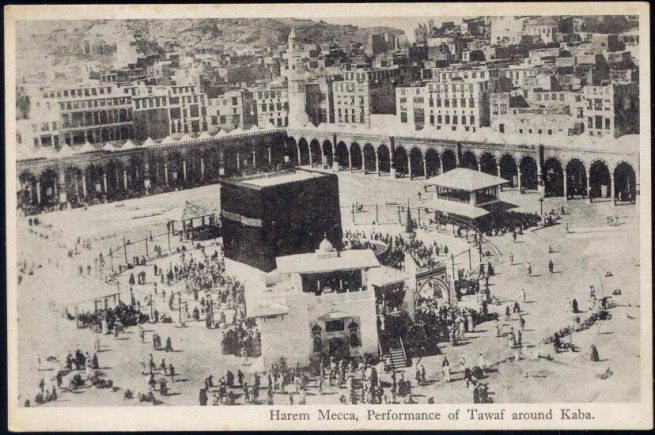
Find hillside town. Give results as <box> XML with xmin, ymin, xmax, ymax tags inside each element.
<box><xmin>17</xmin><ymin>15</ymin><xmax>639</xmax><ymax>152</ymax></box>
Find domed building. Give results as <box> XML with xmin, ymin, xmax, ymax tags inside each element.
<box><xmin>249</xmin><ymin>236</ymin><xmax>385</xmax><ymax>366</ymax></box>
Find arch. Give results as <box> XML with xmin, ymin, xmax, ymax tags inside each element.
<box><xmin>202</xmin><ymin>147</ymin><xmax>221</xmax><ymax>181</ymax></box>
<box><xmin>460</xmin><ymin>150</ymin><xmax>479</xmax><ymax>171</ymax></box>
<box><xmin>105</xmin><ymin>159</ymin><xmax>126</xmax><ymax>198</ymax></box>
<box><xmin>565</xmin><ymin>158</ymin><xmax>587</xmax><ymax>199</ymax></box>
<box><xmin>441</xmin><ymin>148</ymin><xmax>457</xmax><ymax>173</ymax></box>
<box><xmin>409</xmin><ymin>147</ymin><xmax>424</xmax><ymax>179</ymax></box>
<box><xmin>64</xmin><ymin>165</ymin><xmax>84</xmax><ymax>202</ymax></box>
<box><xmin>519</xmin><ymin>155</ymin><xmax>538</xmax><ymax>191</ymax></box>
<box><xmin>377</xmin><ymin>144</ymin><xmax>390</xmax><ymax>173</ymax></box>
<box><xmin>39</xmin><ymin>168</ymin><xmax>59</xmax><ymax>205</ymax></box>
<box><xmin>298</xmin><ymin>138</ymin><xmax>310</xmax><ymax>166</ymax></box>
<box><xmin>322</xmin><ymin>140</ymin><xmax>334</xmax><ymax>167</ymax></box>
<box><xmin>18</xmin><ymin>171</ymin><xmax>37</xmax><ymax>207</ymax></box>
<box><xmin>168</xmin><ymin>151</ymin><xmax>185</xmax><ymax>186</ymax></box>
<box><xmin>128</xmin><ymin>155</ymin><xmax>144</xmax><ymax>193</ymax></box>
<box><xmin>309</xmin><ymin>139</ymin><xmax>322</xmax><ymax>167</ymax></box>
<box><xmin>613</xmin><ymin>162</ymin><xmax>636</xmax><ymax>203</ymax></box>
<box><xmin>286</xmin><ymin>137</ymin><xmax>298</xmax><ymax>166</ymax></box>
<box><xmin>85</xmin><ymin>163</ymin><xmax>105</xmax><ymax>199</ymax></box>
<box><xmin>350</xmin><ymin>142</ymin><xmax>362</xmax><ymax>170</ymax></box>
<box><xmin>543</xmin><ymin>157</ymin><xmax>564</xmax><ymax>197</ymax></box>
<box><xmin>479</xmin><ymin>152</ymin><xmax>498</xmax><ymax>176</ymax></box>
<box><xmin>393</xmin><ymin>146</ymin><xmax>408</xmax><ymax>177</ymax></box>
<box><xmin>589</xmin><ymin>160</ymin><xmax>611</xmax><ymax>201</ymax></box>
<box><xmin>335</xmin><ymin>141</ymin><xmax>349</xmax><ymax>169</ymax></box>
<box><xmin>425</xmin><ymin>148</ymin><xmax>440</xmax><ymax>178</ymax></box>
<box><xmin>363</xmin><ymin>143</ymin><xmax>376</xmax><ymax>173</ymax></box>
<box><xmin>499</xmin><ymin>154</ymin><xmax>518</xmax><ymax>187</ymax></box>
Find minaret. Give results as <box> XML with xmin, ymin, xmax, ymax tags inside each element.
<box><xmin>285</xmin><ymin>29</ymin><xmax>309</xmax><ymax>127</ymax></box>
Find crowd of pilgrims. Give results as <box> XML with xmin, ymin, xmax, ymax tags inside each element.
<box><xmin>196</xmin><ymin>355</ymin><xmax>429</xmax><ymax>406</ymax></box>
<box><xmin>151</xmin><ymin>246</ymin><xmax>261</xmax><ymax>358</ymax></box>
<box><xmin>343</xmin><ymin>229</ymin><xmax>449</xmax><ymax>270</ymax></box>
<box><xmin>70</xmin><ymin>303</ymin><xmax>149</xmax><ymax>333</ymax></box>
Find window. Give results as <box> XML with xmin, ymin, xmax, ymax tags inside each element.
<box><xmin>400</xmin><ymin>112</ymin><xmax>408</xmax><ymax>123</ymax></box>
<box><xmin>436</xmin><ymin>98</ymin><xmax>441</xmax><ymax>107</ymax></box>
<box><xmin>538</xmin><ymin>129</ymin><xmax>543</xmax><ymax>134</ymax></box>
<box><xmin>537</xmin><ymin>94</ymin><xmax>542</xmax><ymax>101</ymax></box>
<box><xmin>430</xmin><ymin>114</ymin><xmax>435</xmax><ymax>125</ymax></box>
<box><xmin>452</xmin><ymin>99</ymin><xmax>457</xmax><ymax>108</ymax></box>
<box><xmin>595</xmin><ymin>115</ymin><xmax>602</xmax><ymax>129</ymax></box>
<box><xmin>500</xmin><ymin>104</ymin><xmax>507</xmax><ymax>114</ymax></box>
<box><xmin>348</xmin><ymin>322</ymin><xmax>360</xmax><ymax>347</ymax></box>
<box><xmin>453</xmin><ymin>115</ymin><xmax>458</xmax><ymax>125</ymax></box>
<box><xmin>325</xmin><ymin>320</ymin><xmax>344</xmax><ymax>332</ymax></box>
<box><xmin>445</xmin><ymin>115</ymin><xmax>450</xmax><ymax>124</ymax></box>
<box><xmin>594</xmin><ymin>99</ymin><xmax>602</xmax><ymax>110</ymax></box>
<box><xmin>605</xmin><ymin>118</ymin><xmax>610</xmax><ymax>130</ymax></box>
<box><xmin>499</xmin><ymin>123</ymin><xmax>505</xmax><ymax>133</ymax></box>
<box><xmin>493</xmin><ymin>104</ymin><xmax>498</xmax><ymax>114</ymax></box>
<box><xmin>577</xmin><ymin>108</ymin><xmax>584</xmax><ymax>118</ymax></box>
<box><xmin>469</xmin><ymin>98</ymin><xmax>475</xmax><ymax>108</ymax></box>
<box><xmin>548</xmin><ymin>129</ymin><xmax>552</xmax><ymax>135</ymax></box>
<box><xmin>587</xmin><ymin>117</ymin><xmax>593</xmax><ymax>128</ymax></box>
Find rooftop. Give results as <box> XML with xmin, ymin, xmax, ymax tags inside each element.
<box><xmin>425</xmin><ymin>167</ymin><xmax>509</xmax><ymax>191</ymax></box>
<box><xmin>276</xmin><ymin>249</ymin><xmax>380</xmax><ymax>274</ymax></box>
<box><xmin>241</xmin><ymin>169</ymin><xmax>327</xmax><ymax>187</ymax></box>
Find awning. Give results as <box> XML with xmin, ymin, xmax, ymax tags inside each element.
<box><xmin>318</xmin><ymin>311</ymin><xmax>352</xmax><ymax>321</ymax></box>
<box><xmin>367</xmin><ymin>265</ymin><xmax>409</xmax><ymax>288</ymax></box>
<box><xmin>248</xmin><ymin>303</ymin><xmax>290</xmax><ymax>318</ymax></box>
<box><xmin>426</xmin><ymin>168</ymin><xmax>509</xmax><ymax>191</ymax></box>
<box><xmin>431</xmin><ymin>198</ymin><xmax>490</xmax><ymax>219</ymax></box>
<box><xmin>276</xmin><ymin>249</ymin><xmax>380</xmax><ymax>274</ymax></box>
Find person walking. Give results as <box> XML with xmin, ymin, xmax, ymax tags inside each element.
<box><xmin>520</xmin><ymin>288</ymin><xmax>527</xmax><ymax>303</ymax></box>
<box><xmin>509</xmin><ymin>252</ymin><xmax>514</xmax><ymax>265</ymax></box>
<box><xmin>526</xmin><ymin>262</ymin><xmax>532</xmax><ymax>276</ymax></box>
<box><xmin>442</xmin><ymin>357</ymin><xmax>451</xmax><ymax>382</ymax></box>
<box><xmin>548</xmin><ymin>259</ymin><xmax>554</xmax><ymax>273</ymax></box>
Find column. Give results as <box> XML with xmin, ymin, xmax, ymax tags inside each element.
<box><xmin>57</xmin><ymin>171</ymin><xmax>66</xmax><ymax>204</ymax></box>
<box><xmin>81</xmin><ymin>175</ymin><xmax>87</xmax><ymax>198</ymax></box>
<box><xmin>439</xmin><ymin>158</ymin><xmax>444</xmax><ymax>175</ymax></box>
<box><xmin>143</xmin><ymin>161</ymin><xmax>150</xmax><ymax>191</ymax></box>
<box><xmin>375</xmin><ymin>150</ymin><xmax>380</xmax><ymax>176</ymax></box>
<box><xmin>164</xmin><ymin>162</ymin><xmax>169</xmax><ymax>185</ymax></box>
<box><xmin>182</xmin><ymin>160</ymin><xmax>187</xmax><ymax>180</ymax></box>
<box><xmin>408</xmin><ymin>160</ymin><xmax>413</xmax><ymax>180</ymax></box>
<box><xmin>308</xmin><ymin>148</ymin><xmax>313</xmax><ymax>167</ymax></box>
<box><xmin>115</xmin><ymin>169</ymin><xmax>120</xmax><ymax>189</ymax></box>
<box><xmin>348</xmin><ymin>149</ymin><xmax>352</xmax><ymax>172</ymax></box>
<box><xmin>102</xmin><ymin>173</ymin><xmax>108</xmax><ymax>193</ymax></box>
<box><xmin>268</xmin><ymin>147</ymin><xmax>272</xmax><ymax>164</ymax></box>
<box><xmin>517</xmin><ymin>170</ymin><xmax>522</xmax><ymax>193</ymax></box>
<box><xmin>236</xmin><ymin>152</ymin><xmax>240</xmax><ymax>170</ymax></box>
<box><xmin>74</xmin><ymin>176</ymin><xmax>80</xmax><ymax>197</ymax></box>
<box><xmin>390</xmin><ymin>154</ymin><xmax>396</xmax><ymax>178</ymax></box>
<box><xmin>36</xmin><ymin>181</ymin><xmax>42</xmax><ymax>205</ymax></box>
<box><xmin>361</xmin><ymin>149</ymin><xmax>366</xmax><ymax>174</ymax></box>
<box><xmin>123</xmin><ymin>170</ymin><xmax>128</xmax><ymax>190</ymax></box>
<box><xmin>423</xmin><ymin>158</ymin><xmax>428</xmax><ymax>179</ymax></box>
<box><xmin>200</xmin><ymin>158</ymin><xmax>205</xmax><ymax>178</ymax></box>
<box><xmin>610</xmin><ymin>173</ymin><xmax>616</xmax><ymax>205</ymax></box>
<box><xmin>252</xmin><ymin>149</ymin><xmax>257</xmax><ymax>168</ymax></box>
<box><xmin>536</xmin><ymin>162</ymin><xmax>543</xmax><ymax>185</ymax></box>
<box><xmin>586</xmin><ymin>173</ymin><xmax>591</xmax><ymax>203</ymax></box>
<box><xmin>296</xmin><ymin>146</ymin><xmax>301</xmax><ymax>166</ymax></box>
<box><xmin>563</xmin><ymin>172</ymin><xmax>568</xmax><ymax>200</ymax></box>
<box><xmin>497</xmin><ymin>165</ymin><xmax>501</xmax><ymax>178</ymax></box>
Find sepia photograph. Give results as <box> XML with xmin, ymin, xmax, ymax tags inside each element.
<box><xmin>5</xmin><ymin>3</ymin><xmax>651</xmax><ymax>431</ymax></box>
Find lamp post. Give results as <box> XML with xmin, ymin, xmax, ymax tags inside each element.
<box><xmin>537</xmin><ymin>185</ymin><xmax>545</xmax><ymax>215</ymax></box>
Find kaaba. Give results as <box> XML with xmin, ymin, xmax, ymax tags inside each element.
<box><xmin>220</xmin><ymin>169</ymin><xmax>343</xmax><ymax>272</ymax></box>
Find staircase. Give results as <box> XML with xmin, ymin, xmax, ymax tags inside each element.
<box><xmin>381</xmin><ymin>337</ymin><xmax>408</xmax><ymax>369</ymax></box>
